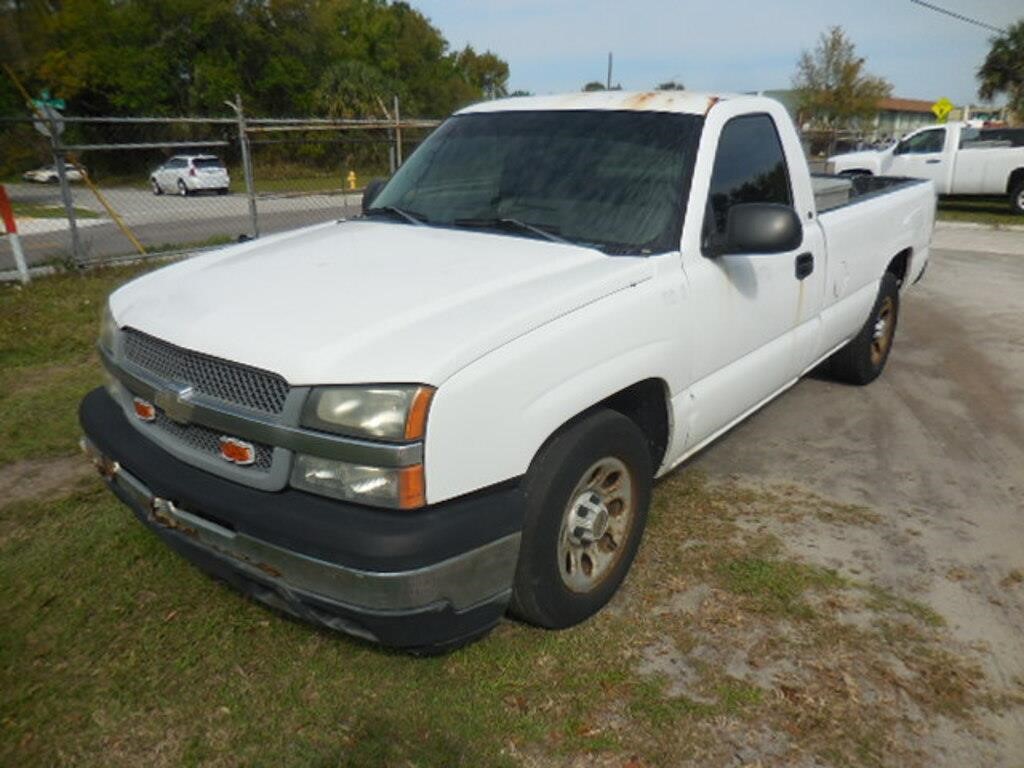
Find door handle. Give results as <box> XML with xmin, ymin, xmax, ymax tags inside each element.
<box><xmin>925</xmin><ymin>159</ymin><xmax>941</xmax><ymax>164</ymax></box>
<box><xmin>795</xmin><ymin>252</ymin><xmax>814</xmax><ymax>280</ymax></box>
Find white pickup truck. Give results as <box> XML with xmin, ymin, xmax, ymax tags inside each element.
<box><xmin>80</xmin><ymin>91</ymin><xmax>934</xmax><ymax>653</ymax></box>
<box><xmin>829</xmin><ymin>122</ymin><xmax>1024</xmax><ymax>213</ymax></box>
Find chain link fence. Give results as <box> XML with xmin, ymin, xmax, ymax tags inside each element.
<box><xmin>0</xmin><ymin>104</ymin><xmax>438</xmax><ymax>280</ymax></box>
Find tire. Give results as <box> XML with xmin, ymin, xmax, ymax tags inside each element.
<box><xmin>1010</xmin><ymin>179</ymin><xmax>1024</xmax><ymax>215</ymax></box>
<box><xmin>217</xmin><ymin>187</ymin><xmax>228</xmax><ymax>196</ymax></box>
<box><xmin>177</xmin><ymin>179</ymin><xmax>189</xmax><ymax>197</ymax></box>
<box><xmin>509</xmin><ymin>409</ymin><xmax>652</xmax><ymax>629</ymax></box>
<box><xmin>827</xmin><ymin>272</ymin><xmax>900</xmax><ymax>385</ymax></box>
<box><xmin>151</xmin><ymin>178</ymin><xmax>163</xmax><ymax>195</ymax></box>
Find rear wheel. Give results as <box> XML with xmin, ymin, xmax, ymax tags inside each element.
<box><xmin>827</xmin><ymin>272</ymin><xmax>900</xmax><ymax>385</ymax></box>
<box><xmin>510</xmin><ymin>409</ymin><xmax>652</xmax><ymax>629</ymax></box>
<box><xmin>1010</xmin><ymin>179</ymin><xmax>1024</xmax><ymax>215</ymax></box>
<box><xmin>177</xmin><ymin>179</ymin><xmax>189</xmax><ymax>197</ymax></box>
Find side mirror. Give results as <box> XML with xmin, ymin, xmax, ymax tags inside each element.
<box><xmin>717</xmin><ymin>203</ymin><xmax>802</xmax><ymax>255</ymax></box>
<box><xmin>361</xmin><ymin>178</ymin><xmax>387</xmax><ymax>213</ymax></box>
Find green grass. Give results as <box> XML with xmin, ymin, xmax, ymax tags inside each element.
<box><xmin>0</xmin><ymin>266</ymin><xmax>148</xmax><ymax>464</ymax></box>
<box><xmin>12</xmin><ymin>201</ymin><xmax>100</xmax><ymax>219</ymax></box>
<box><xmin>937</xmin><ymin>195</ymin><xmax>1024</xmax><ymax>227</ymax></box>
<box><xmin>717</xmin><ymin>556</ymin><xmax>844</xmax><ymax>619</ymax></box>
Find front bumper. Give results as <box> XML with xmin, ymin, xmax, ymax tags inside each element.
<box><xmin>80</xmin><ymin>387</ymin><xmax>524</xmax><ymax>650</ymax></box>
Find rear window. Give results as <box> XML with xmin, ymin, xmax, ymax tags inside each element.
<box><xmin>193</xmin><ymin>158</ymin><xmax>224</xmax><ymax>169</ymax></box>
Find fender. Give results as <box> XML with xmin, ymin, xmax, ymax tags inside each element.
<box><xmin>425</xmin><ymin>274</ymin><xmax>685</xmax><ymax>503</ymax></box>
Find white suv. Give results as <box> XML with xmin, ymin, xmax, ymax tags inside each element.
<box><xmin>151</xmin><ymin>155</ymin><xmax>230</xmax><ymax>196</ymax></box>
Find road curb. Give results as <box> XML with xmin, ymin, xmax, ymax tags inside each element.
<box><xmin>935</xmin><ymin>219</ymin><xmax>1024</xmax><ymax>233</ymax></box>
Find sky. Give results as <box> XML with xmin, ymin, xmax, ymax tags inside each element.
<box><xmin>414</xmin><ymin>0</ymin><xmax>1021</xmax><ymax>107</ymax></box>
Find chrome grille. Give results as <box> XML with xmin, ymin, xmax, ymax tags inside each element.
<box><xmin>152</xmin><ymin>411</ymin><xmax>274</xmax><ymax>471</ymax></box>
<box><xmin>123</xmin><ymin>329</ymin><xmax>289</xmax><ymax>414</ymax></box>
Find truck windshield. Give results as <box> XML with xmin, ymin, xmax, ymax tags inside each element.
<box><xmin>369</xmin><ymin>110</ymin><xmax>703</xmax><ymax>254</ymax></box>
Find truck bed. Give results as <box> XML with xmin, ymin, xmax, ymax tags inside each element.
<box><xmin>812</xmin><ymin>174</ymin><xmax>929</xmax><ymax>213</ymax></box>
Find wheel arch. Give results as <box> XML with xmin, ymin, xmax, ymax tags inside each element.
<box><xmin>527</xmin><ymin>378</ymin><xmax>672</xmax><ymax>478</ymax></box>
<box><xmin>1006</xmin><ymin>167</ymin><xmax>1024</xmax><ymax>196</ymax></box>
<box><xmin>886</xmin><ymin>247</ymin><xmax>913</xmax><ymax>288</ymax></box>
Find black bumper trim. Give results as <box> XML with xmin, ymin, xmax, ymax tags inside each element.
<box><xmin>80</xmin><ymin>387</ymin><xmax>526</xmax><ymax>573</ymax></box>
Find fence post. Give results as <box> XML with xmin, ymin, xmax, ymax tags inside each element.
<box><xmin>394</xmin><ymin>96</ymin><xmax>403</xmax><ymax>167</ymax></box>
<box><xmin>228</xmin><ymin>94</ymin><xmax>259</xmax><ymax>238</ymax></box>
<box><xmin>50</xmin><ymin>118</ymin><xmax>83</xmax><ymax>267</ymax></box>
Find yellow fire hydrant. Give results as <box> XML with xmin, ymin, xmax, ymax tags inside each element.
<box><xmin>346</xmin><ymin>170</ymin><xmax>357</xmax><ymax>190</ymax></box>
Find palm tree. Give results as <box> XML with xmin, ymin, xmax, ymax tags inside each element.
<box><xmin>977</xmin><ymin>20</ymin><xmax>1024</xmax><ymax>123</ymax></box>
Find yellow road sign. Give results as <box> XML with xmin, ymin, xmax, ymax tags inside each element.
<box><xmin>931</xmin><ymin>97</ymin><xmax>954</xmax><ymax>123</ymax></box>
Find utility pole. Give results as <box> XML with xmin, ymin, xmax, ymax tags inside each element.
<box><xmin>606</xmin><ymin>52</ymin><xmax>613</xmax><ymax>90</ymax></box>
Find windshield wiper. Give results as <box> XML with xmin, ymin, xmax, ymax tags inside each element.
<box><xmin>364</xmin><ymin>205</ymin><xmax>427</xmax><ymax>225</ymax></box>
<box><xmin>452</xmin><ymin>217</ymin><xmax>570</xmax><ymax>245</ymax></box>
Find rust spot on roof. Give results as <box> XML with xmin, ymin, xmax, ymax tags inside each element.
<box><xmin>623</xmin><ymin>92</ymin><xmax>660</xmax><ymax>110</ymax></box>
<box><xmin>704</xmin><ymin>96</ymin><xmax>721</xmax><ymax>116</ymax></box>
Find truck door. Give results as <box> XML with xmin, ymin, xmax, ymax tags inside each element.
<box><xmin>890</xmin><ymin>128</ymin><xmax>949</xmax><ymax>190</ymax></box>
<box><xmin>681</xmin><ymin>112</ymin><xmax>826</xmax><ymax>447</ymax></box>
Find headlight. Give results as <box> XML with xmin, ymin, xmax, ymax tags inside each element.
<box><xmin>301</xmin><ymin>385</ymin><xmax>434</xmax><ymax>442</ymax></box>
<box><xmin>98</xmin><ymin>304</ymin><xmax>117</xmax><ymax>354</ymax></box>
<box><xmin>291</xmin><ymin>455</ymin><xmax>425</xmax><ymax>509</ymax></box>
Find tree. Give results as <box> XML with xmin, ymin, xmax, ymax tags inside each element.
<box><xmin>0</xmin><ymin>0</ymin><xmax>511</xmax><ymax>117</ymax></box>
<box><xmin>792</xmin><ymin>26</ymin><xmax>891</xmax><ymax>129</ymax></box>
<box><xmin>977</xmin><ymin>19</ymin><xmax>1024</xmax><ymax>123</ymax></box>
<box><xmin>582</xmin><ymin>81</ymin><xmax>606</xmax><ymax>92</ymax></box>
<box><xmin>655</xmin><ymin>80</ymin><xmax>685</xmax><ymax>91</ymax></box>
<box><xmin>456</xmin><ymin>46</ymin><xmax>509</xmax><ymax>100</ymax></box>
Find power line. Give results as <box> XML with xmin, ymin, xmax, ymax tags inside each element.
<box><xmin>908</xmin><ymin>0</ymin><xmax>1007</xmax><ymax>34</ymax></box>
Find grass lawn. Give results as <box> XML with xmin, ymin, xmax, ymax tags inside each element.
<box><xmin>0</xmin><ymin>267</ymin><xmax>1010</xmax><ymax>767</ymax></box>
<box><xmin>12</xmin><ymin>201</ymin><xmax>100</xmax><ymax>220</ymax></box>
<box><xmin>937</xmin><ymin>195</ymin><xmax>1024</xmax><ymax>227</ymax></box>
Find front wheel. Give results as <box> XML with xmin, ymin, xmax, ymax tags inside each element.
<box><xmin>510</xmin><ymin>409</ymin><xmax>652</xmax><ymax>629</ymax></box>
<box><xmin>1010</xmin><ymin>179</ymin><xmax>1024</xmax><ymax>215</ymax></box>
<box><xmin>827</xmin><ymin>272</ymin><xmax>900</xmax><ymax>385</ymax></box>
<box><xmin>151</xmin><ymin>178</ymin><xmax>163</xmax><ymax>195</ymax></box>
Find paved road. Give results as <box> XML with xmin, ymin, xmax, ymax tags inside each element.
<box><xmin>692</xmin><ymin>237</ymin><xmax>1024</xmax><ymax>758</ymax></box>
<box><xmin>3</xmin><ymin>182</ymin><xmax>362</xmax><ymax>268</ymax></box>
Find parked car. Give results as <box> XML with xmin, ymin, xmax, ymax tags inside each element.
<box><xmin>150</xmin><ymin>155</ymin><xmax>230</xmax><ymax>196</ymax></box>
<box><xmin>22</xmin><ymin>163</ymin><xmax>85</xmax><ymax>183</ymax></box>
<box><xmin>828</xmin><ymin>122</ymin><xmax>1024</xmax><ymax>213</ymax></box>
<box><xmin>81</xmin><ymin>91</ymin><xmax>934</xmax><ymax>653</ymax></box>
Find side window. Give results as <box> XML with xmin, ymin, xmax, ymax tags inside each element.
<box><xmin>896</xmin><ymin>128</ymin><xmax>946</xmax><ymax>154</ymax></box>
<box><xmin>703</xmin><ymin>114</ymin><xmax>793</xmax><ymax>246</ymax></box>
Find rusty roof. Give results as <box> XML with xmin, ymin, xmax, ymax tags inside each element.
<box><xmin>460</xmin><ymin>91</ymin><xmax>738</xmax><ymax>116</ymax></box>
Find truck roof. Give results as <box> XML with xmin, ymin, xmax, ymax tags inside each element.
<box><xmin>459</xmin><ymin>90</ymin><xmax>741</xmax><ymax>116</ymax></box>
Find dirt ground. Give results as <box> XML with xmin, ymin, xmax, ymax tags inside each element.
<box><xmin>690</xmin><ymin>234</ymin><xmax>1024</xmax><ymax>762</ymax></box>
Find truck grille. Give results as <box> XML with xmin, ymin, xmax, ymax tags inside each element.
<box><xmin>123</xmin><ymin>329</ymin><xmax>289</xmax><ymax>414</ymax></box>
<box><xmin>153</xmin><ymin>410</ymin><xmax>274</xmax><ymax>471</ymax></box>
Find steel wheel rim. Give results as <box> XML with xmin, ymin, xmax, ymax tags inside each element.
<box><xmin>557</xmin><ymin>457</ymin><xmax>635</xmax><ymax>593</ymax></box>
<box><xmin>870</xmin><ymin>296</ymin><xmax>895</xmax><ymax>366</ymax></box>
<box><xmin>1016</xmin><ymin>188</ymin><xmax>1024</xmax><ymax>211</ymax></box>
<box><xmin>178</xmin><ymin>181</ymin><xmax>187</xmax><ymax>196</ymax></box>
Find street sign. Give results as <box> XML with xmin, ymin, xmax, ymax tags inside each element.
<box><xmin>33</xmin><ymin>89</ymin><xmax>66</xmax><ymax>110</ymax></box>
<box><xmin>931</xmin><ymin>97</ymin><xmax>954</xmax><ymax>123</ymax></box>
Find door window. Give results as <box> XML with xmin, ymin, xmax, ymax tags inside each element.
<box><xmin>895</xmin><ymin>128</ymin><xmax>946</xmax><ymax>155</ymax></box>
<box><xmin>703</xmin><ymin>114</ymin><xmax>793</xmax><ymax>249</ymax></box>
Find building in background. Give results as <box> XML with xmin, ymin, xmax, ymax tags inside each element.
<box><xmin>759</xmin><ymin>89</ymin><xmax>1009</xmax><ymax>141</ymax></box>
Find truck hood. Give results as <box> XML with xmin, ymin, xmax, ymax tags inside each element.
<box><xmin>110</xmin><ymin>220</ymin><xmax>654</xmax><ymax>385</ymax></box>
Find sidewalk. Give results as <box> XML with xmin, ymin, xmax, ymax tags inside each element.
<box><xmin>933</xmin><ymin>220</ymin><xmax>1024</xmax><ymax>256</ymax></box>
